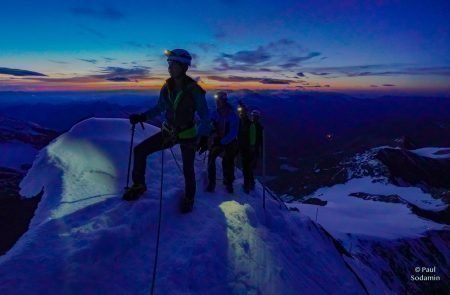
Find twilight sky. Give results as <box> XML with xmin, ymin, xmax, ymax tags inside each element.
<box><xmin>0</xmin><ymin>0</ymin><xmax>449</xmax><ymax>95</ymax></box>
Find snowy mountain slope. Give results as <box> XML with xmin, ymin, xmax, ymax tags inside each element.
<box><xmin>291</xmin><ymin>177</ymin><xmax>447</xmax><ymax>239</ymax></box>
<box><xmin>0</xmin><ymin>118</ymin><xmax>368</xmax><ymax>295</ymax></box>
<box><xmin>289</xmin><ymin>147</ymin><xmax>447</xmax><ymax>239</ymax></box>
<box><xmin>288</xmin><ymin>148</ymin><xmax>450</xmax><ymax>293</ymax></box>
<box><xmin>345</xmin><ymin>230</ymin><xmax>450</xmax><ymax>294</ymax></box>
<box><xmin>0</xmin><ymin>116</ymin><xmax>57</xmax><ymax>171</ymax></box>
<box><xmin>410</xmin><ymin>147</ymin><xmax>450</xmax><ymax>159</ymax></box>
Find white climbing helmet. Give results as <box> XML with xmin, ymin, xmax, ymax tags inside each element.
<box><xmin>164</xmin><ymin>49</ymin><xmax>192</xmax><ymax>66</ymax></box>
<box><xmin>214</xmin><ymin>91</ymin><xmax>228</xmax><ymax>102</ymax></box>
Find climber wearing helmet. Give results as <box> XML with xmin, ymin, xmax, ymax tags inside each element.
<box><xmin>124</xmin><ymin>49</ymin><xmax>210</xmax><ymax>213</ymax></box>
<box><xmin>206</xmin><ymin>91</ymin><xmax>239</xmax><ymax>194</ymax></box>
<box><xmin>238</xmin><ymin>107</ymin><xmax>264</xmax><ymax>194</ymax></box>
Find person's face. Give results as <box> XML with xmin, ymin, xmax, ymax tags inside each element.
<box><xmin>168</xmin><ymin>61</ymin><xmax>184</xmax><ymax>78</ymax></box>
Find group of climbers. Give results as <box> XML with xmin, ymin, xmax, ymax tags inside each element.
<box><xmin>123</xmin><ymin>48</ymin><xmax>263</xmax><ymax>213</ymax></box>
<box><xmin>205</xmin><ymin>92</ymin><xmax>264</xmax><ymax>195</ymax></box>
<box><xmin>205</xmin><ymin>91</ymin><xmax>239</xmax><ymax>194</ymax></box>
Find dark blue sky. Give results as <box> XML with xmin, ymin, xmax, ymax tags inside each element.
<box><xmin>0</xmin><ymin>0</ymin><xmax>449</xmax><ymax>95</ymax></box>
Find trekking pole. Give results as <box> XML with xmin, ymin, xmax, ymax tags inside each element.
<box><xmin>262</xmin><ymin>129</ymin><xmax>266</xmax><ymax>209</ymax></box>
<box><xmin>125</xmin><ymin>123</ymin><xmax>137</xmax><ymax>189</ymax></box>
<box><xmin>125</xmin><ymin>122</ymin><xmax>145</xmax><ymax>190</ymax></box>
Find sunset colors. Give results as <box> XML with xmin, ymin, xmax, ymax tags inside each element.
<box><xmin>0</xmin><ymin>0</ymin><xmax>449</xmax><ymax>96</ymax></box>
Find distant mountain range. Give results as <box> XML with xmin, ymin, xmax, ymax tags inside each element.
<box><xmin>1</xmin><ymin>90</ymin><xmax>450</xmax><ymax>199</ymax></box>
<box><xmin>0</xmin><ymin>116</ymin><xmax>57</xmax><ymax>255</ymax></box>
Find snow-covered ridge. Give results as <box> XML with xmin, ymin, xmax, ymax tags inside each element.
<box><xmin>0</xmin><ymin>118</ymin><xmax>369</xmax><ymax>295</ymax></box>
<box><xmin>0</xmin><ymin>116</ymin><xmax>56</xmax><ymax>143</ymax></box>
<box><xmin>410</xmin><ymin>147</ymin><xmax>450</xmax><ymax>159</ymax></box>
<box><xmin>0</xmin><ymin>116</ymin><xmax>58</xmax><ymax>171</ymax></box>
<box><xmin>290</xmin><ymin>147</ymin><xmax>448</xmax><ymax>240</ymax></box>
<box><xmin>289</xmin><ymin>147</ymin><xmax>450</xmax><ymax>292</ymax></box>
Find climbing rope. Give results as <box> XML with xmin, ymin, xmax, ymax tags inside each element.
<box><xmin>169</xmin><ymin>146</ymin><xmax>183</xmax><ymax>174</ymax></box>
<box><xmin>150</xmin><ymin>135</ymin><xmax>166</xmax><ymax>295</ymax></box>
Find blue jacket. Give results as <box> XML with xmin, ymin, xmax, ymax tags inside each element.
<box><xmin>210</xmin><ymin>103</ymin><xmax>239</xmax><ymax>145</ymax></box>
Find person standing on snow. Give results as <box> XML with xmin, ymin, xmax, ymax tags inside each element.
<box><xmin>124</xmin><ymin>49</ymin><xmax>209</xmax><ymax>213</ymax></box>
<box><xmin>238</xmin><ymin>107</ymin><xmax>263</xmax><ymax>194</ymax></box>
<box><xmin>206</xmin><ymin>91</ymin><xmax>239</xmax><ymax>194</ymax></box>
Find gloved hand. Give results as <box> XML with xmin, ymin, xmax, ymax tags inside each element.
<box><xmin>129</xmin><ymin>113</ymin><xmax>146</xmax><ymax>125</ymax></box>
<box><xmin>197</xmin><ymin>136</ymin><xmax>209</xmax><ymax>154</ymax></box>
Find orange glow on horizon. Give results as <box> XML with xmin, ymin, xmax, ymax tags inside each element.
<box><xmin>1</xmin><ymin>74</ymin><xmax>449</xmax><ymax>94</ymax></box>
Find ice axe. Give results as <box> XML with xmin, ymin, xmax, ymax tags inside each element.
<box><xmin>125</xmin><ymin>121</ymin><xmax>145</xmax><ymax>190</ymax></box>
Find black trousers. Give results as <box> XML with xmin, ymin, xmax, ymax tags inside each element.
<box><xmin>132</xmin><ymin>131</ymin><xmax>197</xmax><ymax>199</ymax></box>
<box><xmin>241</xmin><ymin>146</ymin><xmax>259</xmax><ymax>187</ymax></box>
<box><xmin>208</xmin><ymin>140</ymin><xmax>238</xmax><ymax>185</ymax></box>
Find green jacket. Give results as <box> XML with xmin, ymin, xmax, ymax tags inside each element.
<box><xmin>143</xmin><ymin>75</ymin><xmax>210</xmax><ymax>139</ymax></box>
<box><xmin>238</xmin><ymin>116</ymin><xmax>263</xmax><ymax>154</ymax></box>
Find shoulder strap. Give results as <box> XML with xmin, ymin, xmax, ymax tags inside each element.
<box><xmin>184</xmin><ymin>76</ymin><xmax>205</xmax><ymax>94</ymax></box>
<box><xmin>162</xmin><ymin>81</ymin><xmax>174</xmax><ymax>106</ymax></box>
<box><xmin>173</xmin><ymin>90</ymin><xmax>184</xmax><ymax>110</ymax></box>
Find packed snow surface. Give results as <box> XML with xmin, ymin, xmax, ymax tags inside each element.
<box><xmin>410</xmin><ymin>147</ymin><xmax>450</xmax><ymax>159</ymax></box>
<box><xmin>0</xmin><ymin>118</ymin><xmax>367</xmax><ymax>295</ymax></box>
<box><xmin>290</xmin><ymin>177</ymin><xmax>447</xmax><ymax>241</ymax></box>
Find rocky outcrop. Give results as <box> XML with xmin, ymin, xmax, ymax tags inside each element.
<box><xmin>0</xmin><ymin>192</ymin><xmax>42</xmax><ymax>256</ymax></box>
<box><xmin>303</xmin><ymin>197</ymin><xmax>328</xmax><ymax>206</ymax></box>
<box><xmin>398</xmin><ymin>136</ymin><xmax>417</xmax><ymax>150</ymax></box>
<box><xmin>376</xmin><ymin>148</ymin><xmax>450</xmax><ymax>189</ymax></box>
<box><xmin>0</xmin><ymin>116</ymin><xmax>58</xmax><ymax>149</ymax></box>
<box><xmin>0</xmin><ymin>167</ymin><xmax>24</xmax><ymax>198</ymax></box>
<box><xmin>348</xmin><ymin>191</ymin><xmax>450</xmax><ymax>225</ymax></box>
<box><xmin>349</xmin><ymin>192</ymin><xmax>406</xmax><ymax>204</ymax></box>
<box><xmin>353</xmin><ymin>230</ymin><xmax>450</xmax><ymax>294</ymax></box>
<box><xmin>0</xmin><ymin>166</ymin><xmax>43</xmax><ymax>256</ymax></box>
<box><xmin>0</xmin><ymin>117</ymin><xmax>58</xmax><ymax>256</ymax></box>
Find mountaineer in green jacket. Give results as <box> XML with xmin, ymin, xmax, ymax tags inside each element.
<box><xmin>123</xmin><ymin>49</ymin><xmax>210</xmax><ymax>213</ymax></box>
<box><xmin>238</xmin><ymin>106</ymin><xmax>263</xmax><ymax>194</ymax></box>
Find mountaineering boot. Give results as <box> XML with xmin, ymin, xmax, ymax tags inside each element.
<box><xmin>122</xmin><ymin>183</ymin><xmax>147</xmax><ymax>201</ymax></box>
<box><xmin>180</xmin><ymin>197</ymin><xmax>194</xmax><ymax>213</ymax></box>
<box><xmin>206</xmin><ymin>182</ymin><xmax>215</xmax><ymax>192</ymax></box>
